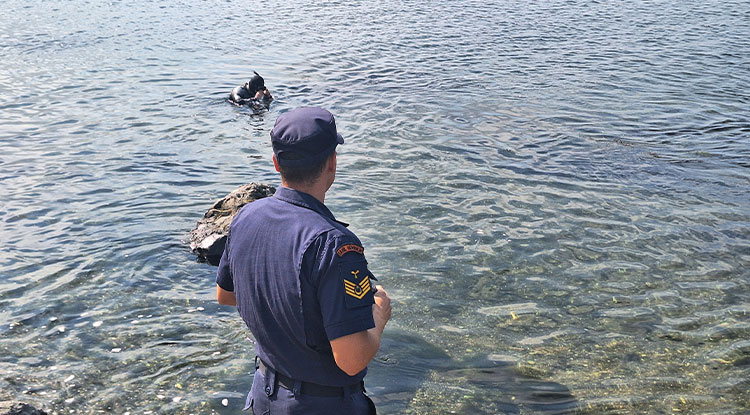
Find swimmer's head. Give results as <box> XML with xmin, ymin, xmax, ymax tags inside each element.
<box><xmin>246</xmin><ymin>71</ymin><xmax>266</xmax><ymax>93</ymax></box>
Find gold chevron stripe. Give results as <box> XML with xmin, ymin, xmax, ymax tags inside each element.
<box><xmin>345</xmin><ymin>276</ymin><xmax>371</xmax><ymax>299</ymax></box>
<box><xmin>345</xmin><ymin>288</ymin><xmax>367</xmax><ymax>299</ymax></box>
<box><xmin>344</xmin><ymin>277</ymin><xmax>371</xmax><ymax>287</ymax></box>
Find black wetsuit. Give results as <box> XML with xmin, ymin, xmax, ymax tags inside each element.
<box><xmin>230</xmin><ymin>84</ymin><xmax>263</xmax><ymax>104</ymax></box>
<box><xmin>229</xmin><ymin>72</ymin><xmax>272</xmax><ymax>107</ymax></box>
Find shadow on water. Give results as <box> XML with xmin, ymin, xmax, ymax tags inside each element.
<box><xmin>368</xmin><ymin>330</ymin><xmax>577</xmax><ymax>415</ymax></box>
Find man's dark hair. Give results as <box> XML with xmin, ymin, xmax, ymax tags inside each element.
<box><xmin>278</xmin><ymin>152</ymin><xmax>332</xmax><ymax>185</ymax></box>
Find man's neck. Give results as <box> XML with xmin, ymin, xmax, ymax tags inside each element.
<box><xmin>281</xmin><ymin>180</ymin><xmax>326</xmax><ymax>204</ymax></box>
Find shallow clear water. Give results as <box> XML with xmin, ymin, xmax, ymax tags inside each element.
<box><xmin>1</xmin><ymin>0</ymin><xmax>749</xmax><ymax>414</ymax></box>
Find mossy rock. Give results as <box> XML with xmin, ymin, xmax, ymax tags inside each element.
<box><xmin>189</xmin><ymin>183</ymin><xmax>275</xmax><ymax>265</ymax></box>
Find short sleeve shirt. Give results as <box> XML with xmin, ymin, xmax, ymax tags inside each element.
<box><xmin>216</xmin><ymin>186</ymin><xmax>376</xmax><ymax>386</ymax></box>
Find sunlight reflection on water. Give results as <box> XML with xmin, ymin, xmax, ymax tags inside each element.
<box><xmin>1</xmin><ymin>0</ymin><xmax>749</xmax><ymax>413</ymax></box>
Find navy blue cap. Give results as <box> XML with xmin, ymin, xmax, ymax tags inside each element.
<box><xmin>271</xmin><ymin>107</ymin><xmax>344</xmax><ymax>167</ymax></box>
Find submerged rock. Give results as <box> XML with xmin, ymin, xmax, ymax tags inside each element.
<box><xmin>0</xmin><ymin>402</ymin><xmax>47</xmax><ymax>415</ymax></box>
<box><xmin>189</xmin><ymin>183</ymin><xmax>276</xmax><ymax>265</ymax></box>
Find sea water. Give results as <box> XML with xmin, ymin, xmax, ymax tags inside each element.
<box><xmin>1</xmin><ymin>0</ymin><xmax>748</xmax><ymax>413</ymax></box>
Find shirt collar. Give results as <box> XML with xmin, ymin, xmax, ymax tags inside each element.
<box><xmin>273</xmin><ymin>186</ymin><xmax>349</xmax><ymax>227</ymax></box>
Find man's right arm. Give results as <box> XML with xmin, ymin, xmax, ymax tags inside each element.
<box><xmin>330</xmin><ymin>285</ymin><xmax>391</xmax><ymax>376</ymax></box>
<box><xmin>215</xmin><ymin>237</ymin><xmax>235</xmax><ymax>306</ymax></box>
<box><xmin>216</xmin><ymin>285</ymin><xmax>237</xmax><ymax>306</ymax></box>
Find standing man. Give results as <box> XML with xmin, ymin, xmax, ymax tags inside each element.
<box><xmin>216</xmin><ymin>107</ymin><xmax>391</xmax><ymax>414</ymax></box>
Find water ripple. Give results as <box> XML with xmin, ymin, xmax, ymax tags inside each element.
<box><xmin>1</xmin><ymin>0</ymin><xmax>749</xmax><ymax>413</ymax></box>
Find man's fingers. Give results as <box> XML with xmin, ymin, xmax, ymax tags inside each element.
<box><xmin>374</xmin><ymin>285</ymin><xmax>388</xmax><ymax>298</ymax></box>
<box><xmin>373</xmin><ymin>285</ymin><xmax>392</xmax><ymax>322</ymax></box>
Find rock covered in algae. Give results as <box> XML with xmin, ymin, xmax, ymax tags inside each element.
<box><xmin>189</xmin><ymin>183</ymin><xmax>276</xmax><ymax>265</ymax></box>
<box><xmin>0</xmin><ymin>402</ymin><xmax>47</xmax><ymax>415</ymax></box>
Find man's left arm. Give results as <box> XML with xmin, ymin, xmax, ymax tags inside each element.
<box><xmin>316</xmin><ymin>236</ymin><xmax>390</xmax><ymax>376</ymax></box>
<box><xmin>330</xmin><ymin>286</ymin><xmax>391</xmax><ymax>376</ymax></box>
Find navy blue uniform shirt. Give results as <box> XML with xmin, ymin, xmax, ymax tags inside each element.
<box><xmin>216</xmin><ymin>186</ymin><xmax>377</xmax><ymax>387</ymax></box>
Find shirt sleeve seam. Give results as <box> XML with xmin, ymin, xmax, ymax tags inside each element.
<box><xmin>324</xmin><ymin>316</ymin><xmax>375</xmax><ymax>340</ymax></box>
<box><xmin>216</xmin><ymin>279</ymin><xmax>234</xmax><ymax>292</ymax></box>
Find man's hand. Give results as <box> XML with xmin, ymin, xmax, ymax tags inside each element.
<box><xmin>372</xmin><ymin>285</ymin><xmax>391</xmax><ymax>334</ymax></box>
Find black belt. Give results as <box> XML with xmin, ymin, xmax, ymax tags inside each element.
<box><xmin>257</xmin><ymin>359</ymin><xmax>364</xmax><ymax>397</ymax></box>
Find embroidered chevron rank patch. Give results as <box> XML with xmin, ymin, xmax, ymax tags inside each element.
<box><xmin>340</xmin><ymin>264</ymin><xmax>376</xmax><ymax>309</ymax></box>
<box><xmin>344</xmin><ymin>270</ymin><xmax>371</xmax><ymax>300</ymax></box>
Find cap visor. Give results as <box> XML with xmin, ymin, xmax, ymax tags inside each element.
<box><xmin>336</xmin><ymin>133</ymin><xmax>344</xmax><ymax>144</ymax></box>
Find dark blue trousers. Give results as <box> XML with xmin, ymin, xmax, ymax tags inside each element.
<box><xmin>245</xmin><ymin>369</ymin><xmax>376</xmax><ymax>415</ymax></box>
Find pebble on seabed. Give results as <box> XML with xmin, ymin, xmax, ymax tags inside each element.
<box><xmin>111</xmin><ymin>348</ymin><xmax>122</xmax><ymax>353</ymax></box>
<box><xmin>222</xmin><ymin>399</ymin><xmax>229</xmax><ymax>407</ymax></box>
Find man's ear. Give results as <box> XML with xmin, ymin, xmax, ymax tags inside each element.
<box><xmin>272</xmin><ymin>154</ymin><xmax>281</xmax><ymax>172</ymax></box>
<box><xmin>327</xmin><ymin>152</ymin><xmax>337</xmax><ymax>172</ymax></box>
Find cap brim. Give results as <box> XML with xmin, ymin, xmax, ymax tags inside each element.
<box><xmin>336</xmin><ymin>133</ymin><xmax>344</xmax><ymax>144</ymax></box>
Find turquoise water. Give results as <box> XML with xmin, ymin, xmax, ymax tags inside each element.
<box><xmin>1</xmin><ymin>0</ymin><xmax>749</xmax><ymax>413</ymax></box>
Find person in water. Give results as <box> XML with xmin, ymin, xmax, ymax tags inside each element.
<box><xmin>230</xmin><ymin>71</ymin><xmax>273</xmax><ymax>106</ymax></box>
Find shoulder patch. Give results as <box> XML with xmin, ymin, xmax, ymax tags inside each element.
<box><xmin>337</xmin><ymin>244</ymin><xmax>364</xmax><ymax>257</ymax></box>
<box><xmin>339</xmin><ymin>262</ymin><xmax>376</xmax><ymax>309</ymax></box>
<box><xmin>344</xmin><ymin>270</ymin><xmax>372</xmax><ymax>300</ymax></box>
